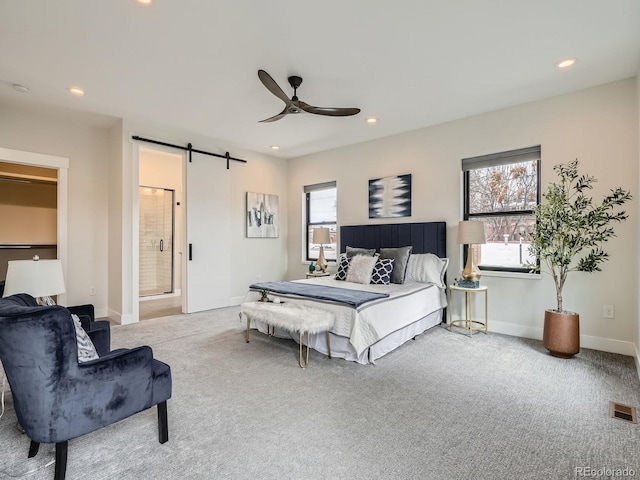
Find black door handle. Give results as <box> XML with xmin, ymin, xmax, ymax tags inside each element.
<box><xmin>159</xmin><ymin>239</ymin><xmax>164</xmax><ymax>252</ymax></box>
<box><xmin>189</xmin><ymin>243</ymin><xmax>193</xmax><ymax>261</ymax></box>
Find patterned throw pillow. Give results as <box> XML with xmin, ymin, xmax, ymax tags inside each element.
<box><xmin>335</xmin><ymin>253</ymin><xmax>350</xmax><ymax>281</ymax></box>
<box><xmin>370</xmin><ymin>258</ymin><xmax>394</xmax><ymax>285</ymax></box>
<box><xmin>71</xmin><ymin>314</ymin><xmax>99</xmax><ymax>363</ymax></box>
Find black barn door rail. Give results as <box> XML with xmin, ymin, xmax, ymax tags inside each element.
<box><xmin>132</xmin><ymin>135</ymin><xmax>247</xmax><ymax>169</ymax></box>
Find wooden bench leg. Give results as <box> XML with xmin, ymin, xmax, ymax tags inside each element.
<box><xmin>245</xmin><ymin>316</ymin><xmax>250</xmax><ymax>343</ymax></box>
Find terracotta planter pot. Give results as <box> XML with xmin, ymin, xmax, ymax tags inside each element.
<box><xmin>542</xmin><ymin>310</ymin><xmax>580</xmax><ymax>358</ymax></box>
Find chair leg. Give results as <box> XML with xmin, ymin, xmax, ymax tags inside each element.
<box><xmin>28</xmin><ymin>440</ymin><xmax>40</xmax><ymax>458</ymax></box>
<box><xmin>157</xmin><ymin>401</ymin><xmax>169</xmax><ymax>444</ymax></box>
<box><xmin>54</xmin><ymin>441</ymin><xmax>68</xmax><ymax>480</ymax></box>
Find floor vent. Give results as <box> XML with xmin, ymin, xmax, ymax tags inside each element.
<box><xmin>610</xmin><ymin>401</ymin><xmax>637</xmax><ymax>424</ymax></box>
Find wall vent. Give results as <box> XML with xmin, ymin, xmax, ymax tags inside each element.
<box><xmin>609</xmin><ymin>401</ymin><xmax>637</xmax><ymax>424</ymax></box>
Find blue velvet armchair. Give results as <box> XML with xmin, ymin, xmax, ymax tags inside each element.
<box><xmin>0</xmin><ymin>294</ymin><xmax>172</xmax><ymax>480</ymax></box>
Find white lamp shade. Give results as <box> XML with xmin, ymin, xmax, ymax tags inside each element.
<box><xmin>3</xmin><ymin>259</ymin><xmax>66</xmax><ymax>298</ymax></box>
<box><xmin>312</xmin><ymin>227</ymin><xmax>330</xmax><ymax>244</ymax></box>
<box><xmin>457</xmin><ymin>221</ymin><xmax>486</xmax><ymax>245</ymax></box>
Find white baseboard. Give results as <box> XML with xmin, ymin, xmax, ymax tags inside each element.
<box><xmin>635</xmin><ymin>346</ymin><xmax>640</xmax><ymax>381</ymax></box>
<box><xmin>489</xmin><ymin>320</ymin><xmax>636</xmax><ymax>357</ymax></box>
<box><xmin>488</xmin><ymin>320</ymin><xmax>542</xmax><ymax>341</ymax></box>
<box><xmin>95</xmin><ymin>307</ymin><xmax>108</xmax><ymax>319</ymax></box>
<box><xmin>580</xmin><ymin>334</ymin><xmax>637</xmax><ymax>357</ymax></box>
<box><xmin>230</xmin><ymin>296</ymin><xmax>245</xmax><ymax>306</ymax></box>
<box><xmin>107</xmin><ymin>309</ymin><xmax>135</xmax><ymax>325</ymax></box>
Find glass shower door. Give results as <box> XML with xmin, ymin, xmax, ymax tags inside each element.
<box><xmin>139</xmin><ymin>186</ymin><xmax>174</xmax><ymax>297</ymax></box>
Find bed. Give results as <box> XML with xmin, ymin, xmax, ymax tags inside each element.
<box><xmin>245</xmin><ymin>221</ymin><xmax>448</xmax><ymax>365</ymax></box>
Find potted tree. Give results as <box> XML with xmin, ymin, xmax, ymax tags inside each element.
<box><xmin>528</xmin><ymin>159</ymin><xmax>631</xmax><ymax>358</ymax></box>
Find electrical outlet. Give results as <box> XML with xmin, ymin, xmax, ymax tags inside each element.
<box><xmin>256</xmin><ymin>275</ymin><xmax>261</xmax><ymax>282</ymax></box>
<box><xmin>603</xmin><ymin>304</ymin><xmax>614</xmax><ymax>319</ymax></box>
<box><xmin>89</xmin><ymin>286</ymin><xmax>96</xmax><ymax>296</ymax></box>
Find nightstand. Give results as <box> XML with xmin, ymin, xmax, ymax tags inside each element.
<box><xmin>306</xmin><ymin>271</ymin><xmax>331</xmax><ymax>279</ymax></box>
<box><xmin>448</xmin><ymin>284</ymin><xmax>488</xmax><ymax>336</ymax></box>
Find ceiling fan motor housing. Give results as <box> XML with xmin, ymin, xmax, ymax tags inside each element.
<box><xmin>288</xmin><ymin>76</ymin><xmax>303</xmax><ymax>89</ymax></box>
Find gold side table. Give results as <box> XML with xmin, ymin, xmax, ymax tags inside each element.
<box><xmin>448</xmin><ymin>284</ymin><xmax>488</xmax><ymax>336</ymax></box>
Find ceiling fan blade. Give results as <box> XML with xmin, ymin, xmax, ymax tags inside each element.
<box><xmin>259</xmin><ymin>106</ymin><xmax>289</xmax><ymax>123</ymax></box>
<box><xmin>258</xmin><ymin>70</ymin><xmax>293</xmax><ymax>105</ymax></box>
<box><xmin>298</xmin><ymin>101</ymin><xmax>360</xmax><ymax>117</ymax></box>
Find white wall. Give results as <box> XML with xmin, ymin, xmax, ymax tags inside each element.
<box><xmin>114</xmin><ymin>118</ymin><xmax>288</xmax><ymax>322</ymax></box>
<box><xmin>636</xmin><ymin>71</ymin><xmax>640</xmax><ymax>368</ymax></box>
<box><xmin>0</xmin><ymin>102</ymin><xmax>288</xmax><ymax>323</ymax></box>
<box><xmin>288</xmin><ymin>78</ymin><xmax>639</xmax><ymax>356</ymax></box>
<box><xmin>0</xmin><ymin>102</ymin><xmax>111</xmax><ymax>315</ymax></box>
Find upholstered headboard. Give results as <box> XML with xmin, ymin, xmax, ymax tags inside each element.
<box><xmin>340</xmin><ymin>221</ymin><xmax>447</xmax><ymax>258</ymax></box>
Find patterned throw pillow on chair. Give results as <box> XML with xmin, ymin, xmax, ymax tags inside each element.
<box><xmin>71</xmin><ymin>314</ymin><xmax>99</xmax><ymax>363</ymax></box>
<box><xmin>370</xmin><ymin>258</ymin><xmax>394</xmax><ymax>285</ymax></box>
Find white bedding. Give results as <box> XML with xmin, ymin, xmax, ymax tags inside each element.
<box><xmin>245</xmin><ymin>277</ymin><xmax>447</xmax><ymax>357</ymax></box>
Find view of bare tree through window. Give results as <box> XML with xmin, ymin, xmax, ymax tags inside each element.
<box><xmin>464</xmin><ymin>148</ymin><xmax>540</xmax><ymax>272</ymax></box>
<box><xmin>305</xmin><ymin>184</ymin><xmax>337</xmax><ymax>261</ymax></box>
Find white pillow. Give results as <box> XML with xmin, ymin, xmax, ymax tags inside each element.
<box><xmin>71</xmin><ymin>314</ymin><xmax>99</xmax><ymax>363</ymax></box>
<box><xmin>404</xmin><ymin>253</ymin><xmax>449</xmax><ymax>288</ymax></box>
<box><xmin>346</xmin><ymin>255</ymin><xmax>377</xmax><ymax>285</ymax></box>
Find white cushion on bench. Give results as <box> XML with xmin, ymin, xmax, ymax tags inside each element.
<box><xmin>241</xmin><ymin>302</ymin><xmax>335</xmax><ymax>334</ymax></box>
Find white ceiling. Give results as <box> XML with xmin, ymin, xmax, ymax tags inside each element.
<box><xmin>1</xmin><ymin>1</ymin><xmax>639</xmax><ymax>159</ymax></box>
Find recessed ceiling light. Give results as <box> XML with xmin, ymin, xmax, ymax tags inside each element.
<box><xmin>137</xmin><ymin>0</ymin><xmax>152</xmax><ymax>4</ymax></box>
<box><xmin>270</xmin><ymin>145</ymin><xmax>280</xmax><ymax>150</ymax></box>
<box><xmin>556</xmin><ymin>58</ymin><xmax>577</xmax><ymax>69</ymax></box>
<box><xmin>366</xmin><ymin>116</ymin><xmax>378</xmax><ymax>124</ymax></box>
<box><xmin>67</xmin><ymin>86</ymin><xmax>85</xmax><ymax>96</ymax></box>
<box><xmin>12</xmin><ymin>84</ymin><xmax>29</xmax><ymax>93</ymax></box>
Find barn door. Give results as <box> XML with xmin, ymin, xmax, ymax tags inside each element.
<box><xmin>184</xmin><ymin>155</ymin><xmax>231</xmax><ymax>313</ymax></box>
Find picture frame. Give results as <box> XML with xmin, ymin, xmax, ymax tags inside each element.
<box><xmin>368</xmin><ymin>173</ymin><xmax>412</xmax><ymax>218</ymax></box>
<box><xmin>246</xmin><ymin>192</ymin><xmax>279</xmax><ymax>238</ymax></box>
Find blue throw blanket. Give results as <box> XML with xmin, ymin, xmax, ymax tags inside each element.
<box><xmin>249</xmin><ymin>281</ymin><xmax>389</xmax><ymax>308</ymax></box>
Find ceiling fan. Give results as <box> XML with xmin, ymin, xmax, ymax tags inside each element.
<box><xmin>257</xmin><ymin>69</ymin><xmax>360</xmax><ymax>123</ymax></box>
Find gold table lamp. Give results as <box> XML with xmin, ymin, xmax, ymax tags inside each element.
<box><xmin>312</xmin><ymin>227</ymin><xmax>331</xmax><ymax>272</ymax></box>
<box><xmin>457</xmin><ymin>221</ymin><xmax>486</xmax><ymax>282</ymax></box>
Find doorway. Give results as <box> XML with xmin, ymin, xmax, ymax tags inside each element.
<box><xmin>0</xmin><ymin>148</ymin><xmax>68</xmax><ymax>304</ymax></box>
<box><xmin>138</xmin><ymin>147</ymin><xmax>183</xmax><ymax>320</ymax></box>
<box><xmin>139</xmin><ymin>186</ymin><xmax>174</xmax><ymax>297</ymax></box>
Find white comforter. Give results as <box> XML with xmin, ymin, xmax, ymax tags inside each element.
<box><xmin>245</xmin><ymin>277</ymin><xmax>446</xmax><ymax>356</ymax></box>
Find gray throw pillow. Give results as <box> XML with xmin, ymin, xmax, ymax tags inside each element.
<box><xmin>71</xmin><ymin>314</ymin><xmax>99</xmax><ymax>363</ymax></box>
<box><xmin>346</xmin><ymin>246</ymin><xmax>376</xmax><ymax>258</ymax></box>
<box><xmin>379</xmin><ymin>246</ymin><xmax>413</xmax><ymax>284</ymax></box>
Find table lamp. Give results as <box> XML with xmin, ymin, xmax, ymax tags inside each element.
<box><xmin>312</xmin><ymin>227</ymin><xmax>330</xmax><ymax>273</ymax></box>
<box><xmin>457</xmin><ymin>221</ymin><xmax>486</xmax><ymax>282</ymax></box>
<box><xmin>3</xmin><ymin>256</ymin><xmax>66</xmax><ymax>305</ymax></box>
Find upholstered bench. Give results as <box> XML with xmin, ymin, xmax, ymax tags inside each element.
<box><xmin>240</xmin><ymin>301</ymin><xmax>335</xmax><ymax>368</ymax></box>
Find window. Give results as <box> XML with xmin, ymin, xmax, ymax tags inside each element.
<box><xmin>462</xmin><ymin>146</ymin><xmax>540</xmax><ymax>273</ymax></box>
<box><xmin>304</xmin><ymin>182</ymin><xmax>337</xmax><ymax>261</ymax></box>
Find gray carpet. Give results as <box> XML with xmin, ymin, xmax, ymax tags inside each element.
<box><xmin>1</xmin><ymin>307</ymin><xmax>640</xmax><ymax>480</ymax></box>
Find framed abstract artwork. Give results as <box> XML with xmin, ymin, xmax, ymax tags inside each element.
<box><xmin>368</xmin><ymin>174</ymin><xmax>412</xmax><ymax>218</ymax></box>
<box><xmin>246</xmin><ymin>192</ymin><xmax>279</xmax><ymax>238</ymax></box>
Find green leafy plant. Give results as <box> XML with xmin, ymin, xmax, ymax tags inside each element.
<box><xmin>528</xmin><ymin>159</ymin><xmax>631</xmax><ymax>313</ymax></box>
<box><xmin>259</xmin><ymin>289</ymin><xmax>270</xmax><ymax>302</ymax></box>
